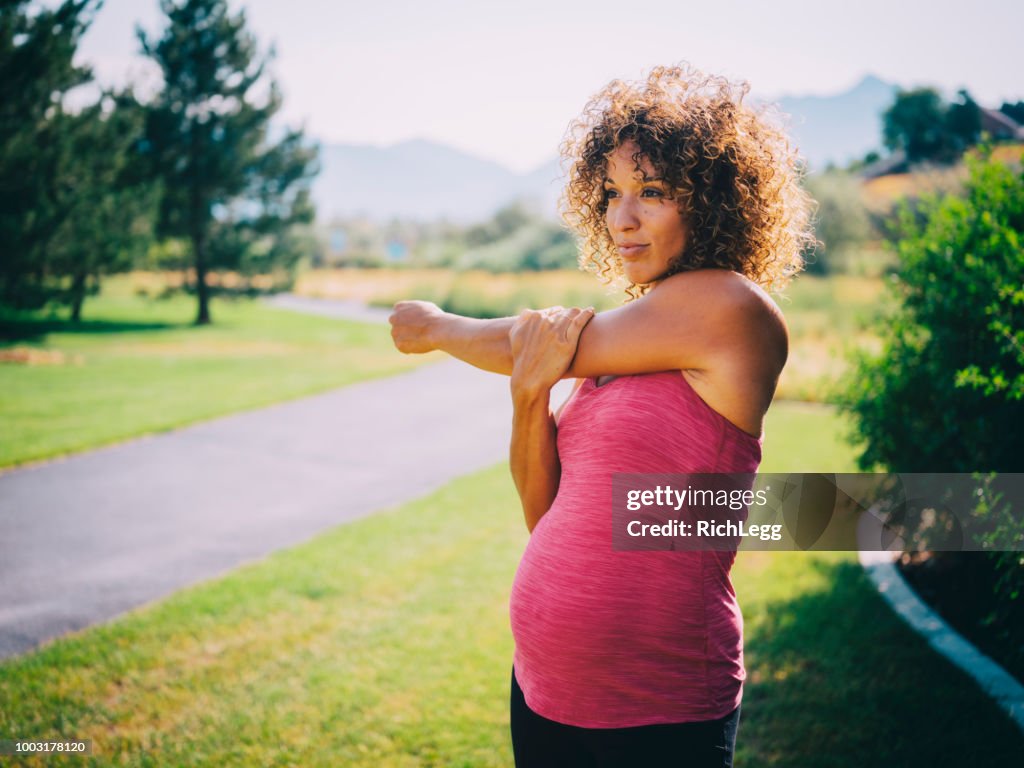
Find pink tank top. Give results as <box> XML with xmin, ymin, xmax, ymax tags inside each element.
<box><xmin>509</xmin><ymin>370</ymin><xmax>763</xmax><ymax>728</ymax></box>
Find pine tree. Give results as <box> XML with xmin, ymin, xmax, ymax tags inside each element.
<box><xmin>0</xmin><ymin>0</ymin><xmax>97</xmax><ymax>309</ymax></box>
<box><xmin>48</xmin><ymin>92</ymin><xmax>159</xmax><ymax>321</ymax></box>
<box><xmin>139</xmin><ymin>0</ymin><xmax>318</xmax><ymax>325</ymax></box>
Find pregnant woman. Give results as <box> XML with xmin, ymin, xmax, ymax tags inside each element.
<box><xmin>390</xmin><ymin>63</ymin><xmax>813</xmax><ymax>767</ymax></box>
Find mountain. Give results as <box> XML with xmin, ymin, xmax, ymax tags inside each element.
<box><xmin>310</xmin><ymin>75</ymin><xmax>899</xmax><ymax>222</ymax></box>
<box><xmin>775</xmin><ymin>74</ymin><xmax>898</xmax><ymax>171</ymax></box>
<box><xmin>312</xmin><ymin>139</ymin><xmax>562</xmax><ymax>223</ymax></box>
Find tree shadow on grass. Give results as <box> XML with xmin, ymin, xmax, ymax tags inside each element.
<box><xmin>737</xmin><ymin>559</ymin><xmax>1023</xmax><ymax>767</ymax></box>
<box><xmin>0</xmin><ymin>316</ymin><xmax>182</xmax><ymax>343</ymax></box>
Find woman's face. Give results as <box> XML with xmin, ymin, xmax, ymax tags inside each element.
<box><xmin>603</xmin><ymin>141</ymin><xmax>689</xmax><ymax>285</ymax></box>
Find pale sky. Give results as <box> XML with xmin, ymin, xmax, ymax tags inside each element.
<box><xmin>76</xmin><ymin>0</ymin><xmax>1023</xmax><ymax>173</ymax></box>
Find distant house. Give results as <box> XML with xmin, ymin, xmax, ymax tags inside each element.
<box><xmin>858</xmin><ymin>149</ymin><xmax>909</xmax><ymax>180</ymax></box>
<box><xmin>981</xmin><ymin>108</ymin><xmax>1024</xmax><ymax>141</ymax></box>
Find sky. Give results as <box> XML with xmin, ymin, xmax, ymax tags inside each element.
<box><xmin>75</xmin><ymin>0</ymin><xmax>1024</xmax><ymax>174</ymax></box>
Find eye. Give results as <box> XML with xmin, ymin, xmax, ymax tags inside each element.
<box><xmin>641</xmin><ymin>187</ymin><xmax>664</xmax><ymax>198</ymax></box>
<box><xmin>603</xmin><ymin>187</ymin><xmax>619</xmax><ymax>200</ymax></box>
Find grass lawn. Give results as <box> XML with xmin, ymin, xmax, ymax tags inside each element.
<box><xmin>761</xmin><ymin>401</ymin><xmax>864</xmax><ymax>473</ymax></box>
<box><xmin>2</xmin><ymin>405</ymin><xmax>1021</xmax><ymax>766</ymax></box>
<box><xmin>0</xmin><ymin>277</ymin><xmax>432</xmax><ymax>469</ymax></box>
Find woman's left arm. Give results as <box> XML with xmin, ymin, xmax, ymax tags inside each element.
<box><xmin>509</xmin><ymin>307</ymin><xmax>594</xmax><ymax>532</ymax></box>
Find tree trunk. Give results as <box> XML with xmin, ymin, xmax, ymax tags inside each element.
<box><xmin>189</xmin><ymin>122</ymin><xmax>211</xmax><ymax>326</ymax></box>
<box><xmin>193</xmin><ymin>230</ymin><xmax>211</xmax><ymax>325</ymax></box>
<box><xmin>69</xmin><ymin>270</ymin><xmax>87</xmax><ymax>323</ymax></box>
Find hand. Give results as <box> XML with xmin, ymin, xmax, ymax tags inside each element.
<box><xmin>389</xmin><ymin>300</ymin><xmax>445</xmax><ymax>354</ymax></box>
<box><xmin>509</xmin><ymin>306</ymin><xmax>595</xmax><ymax>396</ymax></box>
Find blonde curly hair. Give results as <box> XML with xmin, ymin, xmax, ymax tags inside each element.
<box><xmin>560</xmin><ymin>63</ymin><xmax>815</xmax><ymax>296</ymax></box>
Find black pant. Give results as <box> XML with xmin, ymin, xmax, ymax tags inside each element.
<box><xmin>510</xmin><ymin>667</ymin><xmax>740</xmax><ymax>768</ymax></box>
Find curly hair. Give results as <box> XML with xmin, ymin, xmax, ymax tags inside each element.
<box><xmin>560</xmin><ymin>63</ymin><xmax>815</xmax><ymax>296</ymax></box>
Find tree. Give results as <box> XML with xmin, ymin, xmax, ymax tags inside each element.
<box><xmin>840</xmin><ymin>148</ymin><xmax>1024</xmax><ymax>473</ymax></box>
<box><xmin>47</xmin><ymin>92</ymin><xmax>158</xmax><ymax>321</ymax></box>
<box><xmin>944</xmin><ymin>89</ymin><xmax>982</xmax><ymax>156</ymax></box>
<box><xmin>999</xmin><ymin>101</ymin><xmax>1024</xmax><ymax>126</ymax></box>
<box><xmin>139</xmin><ymin>0</ymin><xmax>318</xmax><ymax>325</ymax></box>
<box><xmin>882</xmin><ymin>87</ymin><xmax>985</xmax><ymax>167</ymax></box>
<box><xmin>0</xmin><ymin>0</ymin><xmax>97</xmax><ymax>309</ymax></box>
<box><xmin>882</xmin><ymin>88</ymin><xmax>952</xmax><ymax>164</ymax></box>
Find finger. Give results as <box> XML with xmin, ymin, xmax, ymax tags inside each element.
<box><xmin>552</xmin><ymin>306</ymin><xmax>580</xmax><ymax>326</ymax></box>
<box><xmin>552</xmin><ymin>308</ymin><xmax>581</xmax><ymax>341</ymax></box>
<box><xmin>556</xmin><ymin>306</ymin><xmax>589</xmax><ymax>327</ymax></box>
<box><xmin>566</xmin><ymin>307</ymin><xmax>595</xmax><ymax>340</ymax></box>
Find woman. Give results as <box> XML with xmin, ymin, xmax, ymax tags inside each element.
<box><xmin>390</xmin><ymin>64</ymin><xmax>813</xmax><ymax>767</ymax></box>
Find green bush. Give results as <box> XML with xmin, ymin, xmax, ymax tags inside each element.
<box><xmin>840</xmin><ymin>149</ymin><xmax>1024</xmax><ymax>664</ymax></box>
<box><xmin>841</xmin><ymin>148</ymin><xmax>1023</xmax><ymax>473</ymax></box>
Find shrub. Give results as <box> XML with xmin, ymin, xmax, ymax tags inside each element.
<box><xmin>841</xmin><ymin>148</ymin><xmax>1023</xmax><ymax>473</ymax></box>
<box><xmin>841</xmin><ymin>148</ymin><xmax>1024</xmax><ymax>665</ymax></box>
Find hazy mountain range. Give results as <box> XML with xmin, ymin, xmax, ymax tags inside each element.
<box><xmin>312</xmin><ymin>74</ymin><xmax>898</xmax><ymax>223</ymax></box>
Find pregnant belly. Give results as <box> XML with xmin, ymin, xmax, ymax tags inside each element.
<box><xmin>509</xmin><ymin>527</ymin><xmax>711</xmax><ymax>671</ymax></box>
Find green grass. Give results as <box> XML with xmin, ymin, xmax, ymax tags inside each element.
<box><xmin>0</xmin><ymin>278</ymin><xmax>430</xmax><ymax>469</ymax></box>
<box><xmin>761</xmin><ymin>401</ymin><xmax>864</xmax><ymax>472</ymax></box>
<box><xmin>2</xmin><ymin>405</ymin><xmax>1021</xmax><ymax>766</ymax></box>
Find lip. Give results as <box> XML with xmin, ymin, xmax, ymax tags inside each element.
<box><xmin>617</xmin><ymin>244</ymin><xmax>648</xmax><ymax>259</ymax></box>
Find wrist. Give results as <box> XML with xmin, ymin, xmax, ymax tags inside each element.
<box><xmin>427</xmin><ymin>311</ymin><xmax>454</xmax><ymax>351</ymax></box>
<box><xmin>510</xmin><ymin>375</ymin><xmax>550</xmax><ymax>406</ymax></box>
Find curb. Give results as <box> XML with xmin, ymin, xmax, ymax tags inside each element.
<box><xmin>858</xmin><ymin>547</ymin><xmax>1024</xmax><ymax>733</ymax></box>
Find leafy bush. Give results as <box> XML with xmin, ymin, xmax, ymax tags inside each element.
<box><xmin>841</xmin><ymin>149</ymin><xmax>1024</xmax><ymax>666</ymax></box>
<box><xmin>841</xmin><ymin>148</ymin><xmax>1023</xmax><ymax>473</ymax></box>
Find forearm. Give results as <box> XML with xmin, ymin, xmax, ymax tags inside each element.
<box><xmin>434</xmin><ymin>313</ymin><xmax>515</xmax><ymax>374</ymax></box>
<box><xmin>509</xmin><ymin>385</ymin><xmax>560</xmax><ymax>532</ymax></box>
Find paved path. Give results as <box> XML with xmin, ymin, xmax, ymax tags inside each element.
<box><xmin>0</xmin><ymin>299</ymin><xmax>570</xmax><ymax>660</ymax></box>
<box><xmin>263</xmin><ymin>293</ymin><xmax>394</xmax><ymax>324</ymax></box>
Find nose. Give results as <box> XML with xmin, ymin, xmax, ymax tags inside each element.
<box><xmin>607</xmin><ymin>196</ymin><xmax>639</xmax><ymax>233</ymax></box>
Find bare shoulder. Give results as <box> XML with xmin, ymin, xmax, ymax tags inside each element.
<box><xmin>651</xmin><ymin>270</ymin><xmax>788</xmax><ymax>367</ymax></box>
<box><xmin>567</xmin><ymin>269</ymin><xmax>787</xmax><ymax>380</ymax></box>
<box><xmin>651</xmin><ymin>270</ymin><xmax>786</xmax><ymax>328</ymax></box>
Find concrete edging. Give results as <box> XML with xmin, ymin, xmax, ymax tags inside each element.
<box><xmin>859</xmin><ymin>548</ymin><xmax>1024</xmax><ymax>733</ymax></box>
